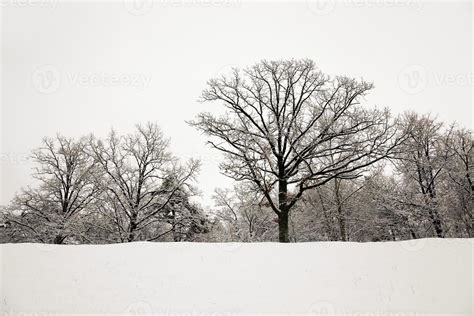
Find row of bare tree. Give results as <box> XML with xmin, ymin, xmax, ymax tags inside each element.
<box><xmin>1</xmin><ymin>59</ymin><xmax>471</xmax><ymax>243</ymax></box>
<box><xmin>210</xmin><ymin>113</ymin><xmax>472</xmax><ymax>242</ymax></box>
<box><xmin>1</xmin><ymin>123</ymin><xmax>206</xmax><ymax>244</ymax></box>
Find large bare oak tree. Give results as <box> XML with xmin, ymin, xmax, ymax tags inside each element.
<box><xmin>190</xmin><ymin>59</ymin><xmax>406</xmax><ymax>242</ymax></box>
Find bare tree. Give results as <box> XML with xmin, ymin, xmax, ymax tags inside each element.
<box><xmin>445</xmin><ymin>128</ymin><xmax>473</xmax><ymax>237</ymax></box>
<box><xmin>295</xmin><ymin>168</ymin><xmax>379</xmax><ymax>242</ymax></box>
<box><xmin>213</xmin><ymin>183</ymin><xmax>274</xmax><ymax>241</ymax></box>
<box><xmin>393</xmin><ymin>113</ymin><xmax>453</xmax><ymax>237</ymax></box>
<box><xmin>190</xmin><ymin>59</ymin><xmax>406</xmax><ymax>242</ymax></box>
<box><xmin>88</xmin><ymin>122</ymin><xmax>200</xmax><ymax>242</ymax></box>
<box><xmin>7</xmin><ymin>136</ymin><xmax>101</xmax><ymax>244</ymax></box>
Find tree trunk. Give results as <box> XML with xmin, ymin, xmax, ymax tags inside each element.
<box><xmin>428</xmin><ymin>209</ymin><xmax>444</xmax><ymax>238</ymax></box>
<box><xmin>317</xmin><ymin>189</ymin><xmax>336</xmax><ymax>240</ymax></box>
<box><xmin>128</xmin><ymin>216</ymin><xmax>137</xmax><ymax>242</ymax></box>
<box><xmin>334</xmin><ymin>180</ymin><xmax>347</xmax><ymax>241</ymax></box>
<box><xmin>278</xmin><ymin>177</ymin><xmax>290</xmax><ymax>243</ymax></box>
<box><xmin>464</xmin><ymin>209</ymin><xmax>472</xmax><ymax>238</ymax></box>
<box><xmin>53</xmin><ymin>234</ymin><xmax>65</xmax><ymax>244</ymax></box>
<box><xmin>278</xmin><ymin>209</ymin><xmax>289</xmax><ymax>242</ymax></box>
<box><xmin>337</xmin><ymin>209</ymin><xmax>347</xmax><ymax>241</ymax></box>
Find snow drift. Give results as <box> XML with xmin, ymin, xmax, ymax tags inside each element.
<box><xmin>0</xmin><ymin>239</ymin><xmax>472</xmax><ymax>315</ymax></box>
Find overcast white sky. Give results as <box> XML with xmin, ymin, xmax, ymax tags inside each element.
<box><xmin>1</xmin><ymin>0</ymin><xmax>472</xmax><ymax>207</ymax></box>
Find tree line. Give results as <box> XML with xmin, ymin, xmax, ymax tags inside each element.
<box><xmin>1</xmin><ymin>59</ymin><xmax>472</xmax><ymax>243</ymax></box>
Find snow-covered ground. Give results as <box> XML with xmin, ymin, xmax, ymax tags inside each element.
<box><xmin>0</xmin><ymin>239</ymin><xmax>472</xmax><ymax>315</ymax></box>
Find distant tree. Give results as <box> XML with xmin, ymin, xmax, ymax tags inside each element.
<box><xmin>308</xmin><ymin>176</ymin><xmax>371</xmax><ymax>241</ymax></box>
<box><xmin>358</xmin><ymin>173</ymin><xmax>421</xmax><ymax>241</ymax></box>
<box><xmin>190</xmin><ymin>59</ymin><xmax>407</xmax><ymax>242</ymax></box>
<box><xmin>295</xmin><ymin>187</ymin><xmax>338</xmax><ymax>241</ymax></box>
<box><xmin>292</xmin><ymin>169</ymin><xmax>388</xmax><ymax>242</ymax></box>
<box><xmin>393</xmin><ymin>113</ymin><xmax>453</xmax><ymax>238</ymax></box>
<box><xmin>444</xmin><ymin>128</ymin><xmax>473</xmax><ymax>237</ymax></box>
<box><xmin>213</xmin><ymin>182</ymin><xmax>275</xmax><ymax>241</ymax></box>
<box><xmin>6</xmin><ymin>136</ymin><xmax>101</xmax><ymax>244</ymax></box>
<box><xmin>0</xmin><ymin>207</ymin><xmax>13</xmax><ymax>243</ymax></box>
<box><xmin>148</xmin><ymin>175</ymin><xmax>209</xmax><ymax>242</ymax></box>
<box><xmin>88</xmin><ymin>123</ymin><xmax>200</xmax><ymax>242</ymax></box>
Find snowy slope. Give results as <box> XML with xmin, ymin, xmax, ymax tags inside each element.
<box><xmin>0</xmin><ymin>239</ymin><xmax>472</xmax><ymax>315</ymax></box>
